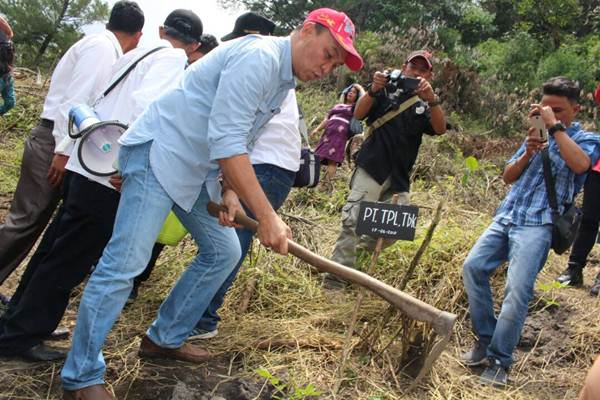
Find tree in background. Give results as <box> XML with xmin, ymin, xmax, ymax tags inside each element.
<box><xmin>0</xmin><ymin>0</ymin><xmax>108</xmax><ymax>69</ymax></box>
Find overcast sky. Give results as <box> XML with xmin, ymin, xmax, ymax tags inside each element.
<box><xmin>85</xmin><ymin>0</ymin><xmax>247</xmax><ymax>46</ymax></box>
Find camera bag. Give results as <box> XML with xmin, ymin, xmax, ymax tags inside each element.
<box><xmin>541</xmin><ymin>147</ymin><xmax>583</xmax><ymax>254</ymax></box>
<box><xmin>348</xmin><ymin>116</ymin><xmax>364</xmax><ymax>137</ymax></box>
<box><xmin>293</xmin><ymin>106</ymin><xmax>321</xmax><ymax>188</ymax></box>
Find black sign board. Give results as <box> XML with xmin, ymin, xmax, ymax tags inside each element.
<box><xmin>356</xmin><ymin>201</ymin><xmax>419</xmax><ymax>240</ymax></box>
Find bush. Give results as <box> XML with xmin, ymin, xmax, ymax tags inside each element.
<box><xmin>473</xmin><ymin>31</ymin><xmax>544</xmax><ymax>89</ymax></box>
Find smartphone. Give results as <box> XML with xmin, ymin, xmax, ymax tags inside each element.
<box><xmin>529</xmin><ymin>115</ymin><xmax>547</xmax><ymax>141</ymax></box>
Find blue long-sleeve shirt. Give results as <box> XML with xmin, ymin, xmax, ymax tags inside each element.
<box><xmin>0</xmin><ymin>73</ymin><xmax>15</xmax><ymax>115</ymax></box>
<box><xmin>494</xmin><ymin>122</ymin><xmax>600</xmax><ymax>226</ymax></box>
<box><xmin>119</xmin><ymin>35</ymin><xmax>295</xmax><ymax>212</ymax></box>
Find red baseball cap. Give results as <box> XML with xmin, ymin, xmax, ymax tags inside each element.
<box><xmin>407</xmin><ymin>50</ymin><xmax>433</xmax><ymax>71</ymax></box>
<box><xmin>303</xmin><ymin>8</ymin><xmax>363</xmax><ymax>71</ymax></box>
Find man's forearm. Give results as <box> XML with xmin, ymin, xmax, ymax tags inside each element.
<box><xmin>430</xmin><ymin>105</ymin><xmax>446</xmax><ymax>135</ymax></box>
<box><xmin>554</xmin><ymin>131</ymin><xmax>591</xmax><ymax>174</ymax></box>
<box><xmin>218</xmin><ymin>154</ymin><xmax>275</xmax><ymax>221</ymax></box>
<box><xmin>503</xmin><ymin>153</ymin><xmax>532</xmax><ymax>184</ymax></box>
<box><xmin>354</xmin><ymin>93</ymin><xmax>375</xmax><ymax>120</ymax></box>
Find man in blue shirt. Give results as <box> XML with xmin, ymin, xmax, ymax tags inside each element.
<box><xmin>61</xmin><ymin>8</ymin><xmax>363</xmax><ymax>399</ymax></box>
<box><xmin>460</xmin><ymin>77</ymin><xmax>600</xmax><ymax>387</ymax></box>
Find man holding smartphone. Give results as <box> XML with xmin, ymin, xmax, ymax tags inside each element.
<box><xmin>460</xmin><ymin>77</ymin><xmax>600</xmax><ymax>387</ymax></box>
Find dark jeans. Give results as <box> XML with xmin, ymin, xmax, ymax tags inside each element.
<box><xmin>0</xmin><ymin>173</ymin><xmax>120</xmax><ymax>354</ymax></box>
<box><xmin>569</xmin><ymin>170</ymin><xmax>600</xmax><ymax>268</ymax></box>
<box><xmin>195</xmin><ymin>164</ymin><xmax>295</xmax><ymax>332</ymax></box>
<box><xmin>0</xmin><ymin>169</ymin><xmax>168</xmax><ymax>354</ymax></box>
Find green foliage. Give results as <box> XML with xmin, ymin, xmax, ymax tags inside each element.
<box><xmin>1</xmin><ymin>0</ymin><xmax>109</xmax><ymax>69</ymax></box>
<box><xmin>255</xmin><ymin>367</ymin><xmax>322</xmax><ymax>399</ymax></box>
<box><xmin>454</xmin><ymin>4</ymin><xmax>496</xmax><ymax>46</ymax></box>
<box><xmin>516</xmin><ymin>0</ymin><xmax>581</xmax><ymax>48</ymax></box>
<box><xmin>536</xmin><ymin>46</ymin><xmax>594</xmax><ymax>91</ymax></box>
<box><xmin>537</xmin><ymin>281</ymin><xmax>569</xmax><ymax>309</ymax></box>
<box><xmin>473</xmin><ymin>31</ymin><xmax>543</xmax><ymax>87</ymax></box>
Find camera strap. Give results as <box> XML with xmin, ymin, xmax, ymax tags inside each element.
<box><xmin>541</xmin><ymin>147</ymin><xmax>559</xmax><ymax>216</ymax></box>
<box><xmin>364</xmin><ymin>95</ymin><xmax>419</xmax><ymax>139</ymax></box>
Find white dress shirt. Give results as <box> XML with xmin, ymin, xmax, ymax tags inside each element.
<box><xmin>250</xmin><ymin>89</ymin><xmax>301</xmax><ymax>172</ymax></box>
<box><xmin>65</xmin><ymin>40</ymin><xmax>188</xmax><ymax>188</ymax></box>
<box><xmin>41</xmin><ymin>30</ymin><xmax>123</xmax><ymax>155</ymax></box>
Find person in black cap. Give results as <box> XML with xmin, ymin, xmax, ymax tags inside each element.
<box><xmin>162</xmin><ymin>9</ymin><xmax>203</xmax><ymax>57</ymax></box>
<box><xmin>221</xmin><ymin>11</ymin><xmax>276</xmax><ymax>41</ymax></box>
<box><xmin>187</xmin><ymin>33</ymin><xmax>219</xmax><ymax>65</ymax></box>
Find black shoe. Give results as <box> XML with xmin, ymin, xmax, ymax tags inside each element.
<box><xmin>126</xmin><ymin>284</ymin><xmax>140</xmax><ymax>306</ymax></box>
<box><xmin>590</xmin><ymin>273</ymin><xmax>600</xmax><ymax>297</ymax></box>
<box><xmin>323</xmin><ymin>274</ymin><xmax>347</xmax><ymax>291</ymax></box>
<box><xmin>45</xmin><ymin>327</ymin><xmax>70</xmax><ymax>341</ymax></box>
<box><xmin>479</xmin><ymin>358</ymin><xmax>508</xmax><ymax>387</ymax></box>
<box><xmin>21</xmin><ymin>344</ymin><xmax>68</xmax><ymax>361</ymax></box>
<box><xmin>556</xmin><ymin>262</ymin><xmax>584</xmax><ymax>287</ymax></box>
<box><xmin>460</xmin><ymin>341</ymin><xmax>488</xmax><ymax>366</ymax></box>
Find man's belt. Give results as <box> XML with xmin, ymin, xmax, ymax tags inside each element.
<box><xmin>39</xmin><ymin>118</ymin><xmax>54</xmax><ymax>129</ymax></box>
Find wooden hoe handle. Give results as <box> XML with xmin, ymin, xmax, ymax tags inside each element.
<box><xmin>207</xmin><ymin>202</ymin><xmax>457</xmax><ymax>338</ymax></box>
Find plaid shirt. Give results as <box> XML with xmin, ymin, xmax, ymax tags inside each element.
<box><xmin>494</xmin><ymin>122</ymin><xmax>600</xmax><ymax>226</ymax></box>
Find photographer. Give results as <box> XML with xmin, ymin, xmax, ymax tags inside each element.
<box><xmin>461</xmin><ymin>77</ymin><xmax>600</xmax><ymax>387</ymax></box>
<box><xmin>325</xmin><ymin>51</ymin><xmax>446</xmax><ymax>289</ymax></box>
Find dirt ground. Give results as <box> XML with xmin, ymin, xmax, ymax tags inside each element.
<box><xmin>0</xmin><ymin>134</ymin><xmax>599</xmax><ymax>399</ymax></box>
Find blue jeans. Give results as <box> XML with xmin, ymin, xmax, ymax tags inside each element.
<box><xmin>462</xmin><ymin>221</ymin><xmax>552</xmax><ymax>368</ymax></box>
<box><xmin>61</xmin><ymin>141</ymin><xmax>241</xmax><ymax>390</ymax></box>
<box><xmin>195</xmin><ymin>164</ymin><xmax>295</xmax><ymax>332</ymax></box>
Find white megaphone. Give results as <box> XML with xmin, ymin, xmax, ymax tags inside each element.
<box><xmin>68</xmin><ymin>104</ymin><xmax>128</xmax><ymax>177</ymax></box>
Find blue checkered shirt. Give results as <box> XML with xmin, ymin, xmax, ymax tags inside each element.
<box><xmin>494</xmin><ymin>122</ymin><xmax>600</xmax><ymax>226</ymax></box>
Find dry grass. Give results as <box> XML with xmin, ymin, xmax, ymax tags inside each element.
<box><xmin>0</xmin><ymin>80</ymin><xmax>599</xmax><ymax>400</ymax></box>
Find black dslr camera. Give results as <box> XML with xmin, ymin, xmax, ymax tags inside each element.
<box><xmin>380</xmin><ymin>69</ymin><xmax>421</xmax><ymax>111</ymax></box>
<box><xmin>385</xmin><ymin>69</ymin><xmax>420</xmax><ymax>95</ymax></box>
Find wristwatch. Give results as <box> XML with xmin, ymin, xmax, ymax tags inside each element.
<box><xmin>548</xmin><ymin>121</ymin><xmax>566</xmax><ymax>137</ymax></box>
<box><xmin>428</xmin><ymin>95</ymin><xmax>442</xmax><ymax>107</ymax></box>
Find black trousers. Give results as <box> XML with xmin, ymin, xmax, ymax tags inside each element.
<box><xmin>0</xmin><ymin>172</ymin><xmax>120</xmax><ymax>354</ymax></box>
<box><xmin>569</xmin><ymin>170</ymin><xmax>600</xmax><ymax>268</ymax></box>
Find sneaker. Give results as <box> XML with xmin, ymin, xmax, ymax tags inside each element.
<box><xmin>479</xmin><ymin>358</ymin><xmax>508</xmax><ymax>387</ymax></box>
<box><xmin>590</xmin><ymin>272</ymin><xmax>600</xmax><ymax>297</ymax></box>
<box><xmin>188</xmin><ymin>328</ymin><xmax>218</xmax><ymax>340</ymax></box>
<box><xmin>460</xmin><ymin>341</ymin><xmax>488</xmax><ymax>366</ymax></box>
<box><xmin>556</xmin><ymin>262</ymin><xmax>584</xmax><ymax>287</ymax></box>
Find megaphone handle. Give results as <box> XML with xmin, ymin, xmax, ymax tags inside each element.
<box><xmin>68</xmin><ymin>114</ymin><xmax>81</xmax><ymax>139</ymax></box>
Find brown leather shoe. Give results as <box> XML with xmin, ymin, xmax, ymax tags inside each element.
<box><xmin>138</xmin><ymin>335</ymin><xmax>212</xmax><ymax>363</ymax></box>
<box><xmin>63</xmin><ymin>384</ymin><xmax>115</xmax><ymax>400</ymax></box>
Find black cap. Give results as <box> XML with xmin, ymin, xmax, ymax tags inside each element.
<box><xmin>164</xmin><ymin>9</ymin><xmax>203</xmax><ymax>44</ymax></box>
<box><xmin>221</xmin><ymin>12</ymin><xmax>275</xmax><ymax>41</ymax></box>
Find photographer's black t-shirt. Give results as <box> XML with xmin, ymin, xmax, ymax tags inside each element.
<box><xmin>355</xmin><ymin>92</ymin><xmax>435</xmax><ymax>192</ymax></box>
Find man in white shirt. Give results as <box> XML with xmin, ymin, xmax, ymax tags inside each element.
<box><xmin>0</xmin><ymin>9</ymin><xmax>197</xmax><ymax>363</ymax></box>
<box><xmin>0</xmin><ymin>1</ymin><xmax>144</xmax><ymax>289</ymax></box>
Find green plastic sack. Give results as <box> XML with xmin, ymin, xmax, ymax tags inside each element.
<box><xmin>156</xmin><ymin>211</ymin><xmax>188</xmax><ymax>246</ymax></box>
